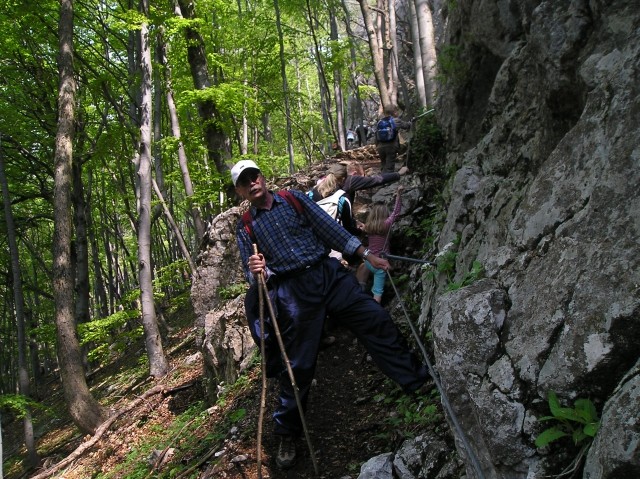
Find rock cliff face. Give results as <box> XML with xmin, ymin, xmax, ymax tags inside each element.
<box><xmin>427</xmin><ymin>0</ymin><xmax>639</xmax><ymax>477</ymax></box>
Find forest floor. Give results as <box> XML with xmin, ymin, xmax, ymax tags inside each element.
<box><xmin>3</xmin><ymin>147</ymin><xmax>453</xmax><ymax>479</ymax></box>
<box><xmin>4</xmin><ymin>300</ymin><xmax>446</xmax><ymax>479</ymax></box>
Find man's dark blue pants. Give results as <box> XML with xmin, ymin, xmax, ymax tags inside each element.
<box><xmin>245</xmin><ymin>257</ymin><xmax>427</xmax><ymax>437</ymax></box>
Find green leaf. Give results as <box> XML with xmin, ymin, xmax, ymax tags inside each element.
<box><xmin>535</xmin><ymin>427</ymin><xmax>568</xmax><ymax>448</ymax></box>
<box><xmin>583</xmin><ymin>420</ymin><xmax>600</xmax><ymax>437</ymax></box>
<box><xmin>574</xmin><ymin>398</ymin><xmax>599</xmax><ymax>423</ymax></box>
<box><xmin>548</xmin><ymin>391</ymin><xmax>582</xmax><ymax>422</ymax></box>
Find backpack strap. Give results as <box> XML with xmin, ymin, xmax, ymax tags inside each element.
<box><xmin>337</xmin><ymin>193</ymin><xmax>349</xmax><ymax>218</ymax></box>
<box><xmin>241</xmin><ymin>210</ymin><xmax>255</xmax><ymax>242</ymax></box>
<box><xmin>242</xmin><ymin>189</ymin><xmax>304</xmax><ymax>242</ymax></box>
<box><xmin>278</xmin><ymin>189</ymin><xmax>304</xmax><ymax>215</ymax></box>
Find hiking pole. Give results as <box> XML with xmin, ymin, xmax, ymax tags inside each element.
<box><xmin>254</xmin><ymin>245</ymin><xmax>267</xmax><ymax>478</ymax></box>
<box><xmin>412</xmin><ymin>108</ymin><xmax>435</xmax><ymax>120</ymax></box>
<box><xmin>385</xmin><ymin>271</ymin><xmax>486</xmax><ymax>479</ymax></box>
<box><xmin>252</xmin><ymin>245</ymin><xmax>320</xmax><ymax>476</ymax></box>
<box><xmin>381</xmin><ymin>253</ymin><xmax>436</xmax><ymax>266</ymax></box>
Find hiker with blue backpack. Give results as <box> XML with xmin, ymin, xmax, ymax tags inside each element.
<box><xmin>231</xmin><ymin>159</ymin><xmax>429</xmax><ymax>470</ymax></box>
<box><xmin>375</xmin><ymin>104</ymin><xmax>412</xmax><ymax>173</ymax></box>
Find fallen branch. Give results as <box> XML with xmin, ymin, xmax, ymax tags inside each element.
<box><xmin>29</xmin><ymin>385</ymin><xmax>166</xmax><ymax>479</ymax></box>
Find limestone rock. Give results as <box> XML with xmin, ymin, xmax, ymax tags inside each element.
<box><xmin>426</xmin><ymin>0</ymin><xmax>640</xmax><ymax>476</ymax></box>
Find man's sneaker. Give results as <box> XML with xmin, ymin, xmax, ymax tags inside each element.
<box><xmin>276</xmin><ymin>435</ymin><xmax>296</xmax><ymax>469</ymax></box>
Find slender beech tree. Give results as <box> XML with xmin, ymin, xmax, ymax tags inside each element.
<box><xmin>357</xmin><ymin>0</ymin><xmax>391</xmax><ymax>109</ymax></box>
<box><xmin>274</xmin><ymin>0</ymin><xmax>295</xmax><ymax>172</ymax></box>
<box><xmin>306</xmin><ymin>0</ymin><xmax>338</xmax><ymax>146</ymax></box>
<box><xmin>152</xmin><ymin>178</ymin><xmax>197</xmax><ymax>277</ymax></box>
<box><xmin>0</xmin><ymin>409</ymin><xmax>3</xmax><ymax>478</ymax></box>
<box><xmin>386</xmin><ymin>0</ymin><xmax>399</xmax><ymax>107</ymax></box>
<box><xmin>0</xmin><ymin>135</ymin><xmax>39</xmax><ymax>467</ymax></box>
<box><xmin>340</xmin><ymin>0</ymin><xmax>368</xmax><ymax>142</ymax></box>
<box><xmin>138</xmin><ymin>0</ymin><xmax>169</xmax><ymax>378</ymax></box>
<box><xmin>409</xmin><ymin>0</ymin><xmax>427</xmax><ymax>107</ymax></box>
<box><xmin>175</xmin><ymin>0</ymin><xmax>230</xmax><ymax>175</ymax></box>
<box><xmin>414</xmin><ymin>0</ymin><xmax>437</xmax><ymax>105</ymax></box>
<box><xmin>329</xmin><ymin>4</ymin><xmax>347</xmax><ymax>150</ymax></box>
<box><xmin>86</xmin><ymin>172</ymin><xmax>109</xmax><ymax>318</ymax></box>
<box><xmin>158</xmin><ymin>27</ymin><xmax>206</xmax><ymax>243</ymax></box>
<box><xmin>53</xmin><ymin>0</ymin><xmax>107</xmax><ymax>434</ymax></box>
<box><xmin>72</xmin><ymin>158</ymin><xmax>90</xmax><ymax>328</ymax></box>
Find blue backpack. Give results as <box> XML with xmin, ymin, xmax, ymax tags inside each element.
<box><xmin>375</xmin><ymin>116</ymin><xmax>397</xmax><ymax>142</ymax></box>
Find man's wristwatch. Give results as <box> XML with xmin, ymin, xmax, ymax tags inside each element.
<box><xmin>362</xmin><ymin>248</ymin><xmax>371</xmax><ymax>260</ymax></box>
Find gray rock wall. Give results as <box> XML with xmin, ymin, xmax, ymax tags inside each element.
<box><xmin>191</xmin><ymin>207</ymin><xmax>254</xmax><ymax>400</ymax></box>
<box><xmin>427</xmin><ymin>0</ymin><xmax>640</xmax><ymax>477</ymax></box>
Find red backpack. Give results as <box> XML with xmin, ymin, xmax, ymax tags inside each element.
<box><xmin>241</xmin><ymin>190</ymin><xmax>304</xmax><ymax>242</ymax></box>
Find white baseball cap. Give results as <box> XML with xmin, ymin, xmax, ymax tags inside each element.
<box><xmin>231</xmin><ymin>159</ymin><xmax>261</xmax><ymax>186</ymax></box>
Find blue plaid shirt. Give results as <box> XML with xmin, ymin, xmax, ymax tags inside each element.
<box><xmin>237</xmin><ymin>189</ymin><xmax>361</xmax><ymax>283</ymax></box>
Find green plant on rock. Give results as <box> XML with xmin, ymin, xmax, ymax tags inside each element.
<box><xmin>436</xmin><ymin>249</ymin><xmax>457</xmax><ymax>281</ymax></box>
<box><xmin>535</xmin><ymin>390</ymin><xmax>600</xmax><ymax>448</ymax></box>
<box><xmin>404</xmin><ymin>199</ymin><xmax>447</xmax><ymax>256</ymax></box>
<box><xmin>446</xmin><ymin>260</ymin><xmax>484</xmax><ymax>291</ymax></box>
<box><xmin>409</xmin><ymin>114</ymin><xmax>447</xmax><ymax>178</ymax></box>
<box><xmin>217</xmin><ymin>282</ymin><xmax>249</xmax><ymax>300</ymax></box>
<box><xmin>436</xmin><ymin>44</ymin><xmax>468</xmax><ymax>86</ymax></box>
<box><xmin>375</xmin><ymin>384</ymin><xmax>442</xmax><ymax>438</ymax></box>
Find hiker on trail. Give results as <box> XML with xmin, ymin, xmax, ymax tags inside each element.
<box><xmin>356</xmin><ymin>123</ymin><xmax>369</xmax><ymax>146</ymax></box>
<box><xmin>308</xmin><ymin>162</ymin><xmax>409</xmax><ymax>206</ymax></box>
<box><xmin>375</xmin><ymin>104</ymin><xmax>412</xmax><ymax>173</ymax></box>
<box><xmin>310</xmin><ymin>171</ymin><xmax>363</xmax><ymax>239</ymax></box>
<box><xmin>346</xmin><ymin>129</ymin><xmax>356</xmax><ymax>149</ymax></box>
<box><xmin>231</xmin><ymin>159</ymin><xmax>429</xmax><ymax>470</ymax></box>
<box><xmin>362</xmin><ymin>185</ymin><xmax>404</xmax><ymax>303</ymax></box>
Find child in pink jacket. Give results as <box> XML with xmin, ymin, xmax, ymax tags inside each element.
<box><xmin>363</xmin><ymin>185</ymin><xmax>403</xmax><ymax>302</ymax></box>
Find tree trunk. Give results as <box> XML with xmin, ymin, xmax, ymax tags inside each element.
<box><xmin>340</xmin><ymin>0</ymin><xmax>367</xmax><ymax>141</ymax></box>
<box><xmin>0</xmin><ymin>135</ymin><xmax>39</xmax><ymax>468</ymax></box>
<box><xmin>330</xmin><ymin>6</ymin><xmax>346</xmax><ymax>150</ymax></box>
<box><xmin>386</xmin><ymin>0</ymin><xmax>398</xmax><ymax>107</ymax></box>
<box><xmin>86</xmin><ymin>171</ymin><xmax>109</xmax><ymax>318</ymax></box>
<box><xmin>414</xmin><ymin>0</ymin><xmax>437</xmax><ymax>105</ymax></box>
<box><xmin>409</xmin><ymin>0</ymin><xmax>427</xmax><ymax>108</ymax></box>
<box><xmin>153</xmin><ymin>31</ymin><xmax>165</xmax><ymax>197</ymax></box>
<box><xmin>241</xmin><ymin>64</ymin><xmax>249</xmax><ymax>155</ymax></box>
<box><xmin>152</xmin><ymin>178</ymin><xmax>197</xmax><ymax>278</ymax></box>
<box><xmin>0</xmin><ymin>410</ymin><xmax>3</xmax><ymax>478</ymax></box>
<box><xmin>138</xmin><ymin>0</ymin><xmax>169</xmax><ymax>378</ymax></box>
<box><xmin>158</xmin><ymin>27</ymin><xmax>206</xmax><ymax>243</ymax></box>
<box><xmin>175</xmin><ymin>0</ymin><xmax>230</xmax><ymax>175</ymax></box>
<box><xmin>72</xmin><ymin>159</ymin><xmax>90</xmax><ymax>327</ymax></box>
<box><xmin>98</xmin><ymin>185</ymin><xmax>116</xmax><ymax>314</ymax></box>
<box><xmin>273</xmin><ymin>0</ymin><xmax>295</xmax><ymax>172</ymax></box>
<box><xmin>357</xmin><ymin>0</ymin><xmax>391</xmax><ymax>109</ymax></box>
<box><xmin>306</xmin><ymin>0</ymin><xmax>337</xmax><ymax>148</ymax></box>
<box><xmin>54</xmin><ymin>0</ymin><xmax>107</xmax><ymax>434</ymax></box>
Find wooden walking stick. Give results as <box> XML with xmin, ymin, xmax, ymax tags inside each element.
<box><xmin>254</xmin><ymin>244</ymin><xmax>267</xmax><ymax>478</ymax></box>
<box><xmin>251</xmin><ymin>244</ymin><xmax>320</xmax><ymax>476</ymax></box>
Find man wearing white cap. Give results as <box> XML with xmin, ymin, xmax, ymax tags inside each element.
<box><xmin>231</xmin><ymin>159</ymin><xmax>428</xmax><ymax>469</ymax></box>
